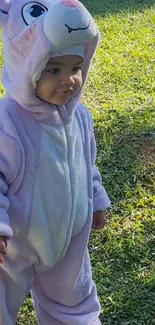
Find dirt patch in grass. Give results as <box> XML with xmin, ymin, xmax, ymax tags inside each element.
<box><xmin>140</xmin><ymin>139</ymin><xmax>155</xmax><ymax>166</ymax></box>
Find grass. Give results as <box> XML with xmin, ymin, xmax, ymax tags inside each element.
<box><xmin>0</xmin><ymin>0</ymin><xmax>155</xmax><ymax>323</ymax></box>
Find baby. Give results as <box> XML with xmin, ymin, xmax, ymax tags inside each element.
<box><xmin>0</xmin><ymin>0</ymin><xmax>110</xmax><ymax>324</ymax></box>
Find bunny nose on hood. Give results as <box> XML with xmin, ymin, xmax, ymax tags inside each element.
<box><xmin>44</xmin><ymin>0</ymin><xmax>96</xmax><ymax>48</ymax></box>
<box><xmin>61</xmin><ymin>0</ymin><xmax>78</xmax><ymax>8</ymax></box>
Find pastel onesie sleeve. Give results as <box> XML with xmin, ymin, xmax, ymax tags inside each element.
<box><xmin>0</xmin><ymin>129</ymin><xmax>21</xmax><ymax>239</ymax></box>
<box><xmin>90</xmin><ymin>123</ymin><xmax>111</xmax><ymax>212</ymax></box>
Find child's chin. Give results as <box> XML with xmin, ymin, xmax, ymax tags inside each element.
<box><xmin>53</xmin><ymin>98</ymin><xmax>71</xmax><ymax>105</ymax></box>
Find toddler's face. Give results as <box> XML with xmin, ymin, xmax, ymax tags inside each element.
<box><xmin>36</xmin><ymin>55</ymin><xmax>83</xmax><ymax>105</ymax></box>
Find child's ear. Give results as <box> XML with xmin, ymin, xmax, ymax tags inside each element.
<box><xmin>0</xmin><ymin>0</ymin><xmax>10</xmax><ymax>27</ymax></box>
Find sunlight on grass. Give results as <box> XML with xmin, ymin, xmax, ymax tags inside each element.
<box><xmin>83</xmin><ymin>2</ymin><xmax>155</xmax><ymax>324</ymax></box>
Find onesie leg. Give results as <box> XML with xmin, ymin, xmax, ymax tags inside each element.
<box><xmin>31</xmin><ymin>233</ymin><xmax>100</xmax><ymax>325</ymax></box>
<box><xmin>0</xmin><ymin>234</ymin><xmax>36</xmax><ymax>325</ymax></box>
<box><xmin>32</xmin><ymin>290</ymin><xmax>101</xmax><ymax>325</ymax></box>
<box><xmin>92</xmin><ymin>319</ymin><xmax>102</xmax><ymax>325</ymax></box>
<box><xmin>0</xmin><ymin>266</ymin><xmax>34</xmax><ymax>325</ymax></box>
<box><xmin>32</xmin><ymin>253</ymin><xmax>100</xmax><ymax>325</ymax></box>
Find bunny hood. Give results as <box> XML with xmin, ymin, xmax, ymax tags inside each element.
<box><xmin>0</xmin><ymin>0</ymin><xmax>99</xmax><ymax>124</ymax></box>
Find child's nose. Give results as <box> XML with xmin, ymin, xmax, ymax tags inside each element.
<box><xmin>61</xmin><ymin>0</ymin><xmax>78</xmax><ymax>8</ymax></box>
<box><xmin>61</xmin><ymin>75</ymin><xmax>75</xmax><ymax>86</ymax></box>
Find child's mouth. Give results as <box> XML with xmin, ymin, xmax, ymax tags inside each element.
<box><xmin>57</xmin><ymin>89</ymin><xmax>73</xmax><ymax>95</ymax></box>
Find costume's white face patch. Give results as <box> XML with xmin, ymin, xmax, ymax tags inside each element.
<box><xmin>22</xmin><ymin>2</ymin><xmax>48</xmax><ymax>25</ymax></box>
<box><xmin>44</xmin><ymin>0</ymin><xmax>97</xmax><ymax>48</ymax></box>
<box><xmin>28</xmin><ymin>116</ymin><xmax>88</xmax><ymax>267</ymax></box>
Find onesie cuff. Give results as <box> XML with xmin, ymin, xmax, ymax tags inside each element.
<box><xmin>93</xmin><ymin>186</ymin><xmax>111</xmax><ymax>212</ymax></box>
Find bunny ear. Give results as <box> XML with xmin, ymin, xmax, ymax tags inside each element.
<box><xmin>0</xmin><ymin>0</ymin><xmax>10</xmax><ymax>27</ymax></box>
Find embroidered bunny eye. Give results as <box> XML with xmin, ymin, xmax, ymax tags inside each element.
<box><xmin>22</xmin><ymin>2</ymin><xmax>48</xmax><ymax>25</ymax></box>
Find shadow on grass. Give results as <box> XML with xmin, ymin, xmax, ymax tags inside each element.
<box><xmin>81</xmin><ymin>0</ymin><xmax>155</xmax><ymax>16</ymax></box>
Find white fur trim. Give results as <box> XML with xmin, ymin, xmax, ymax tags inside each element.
<box><xmin>51</xmin><ymin>44</ymin><xmax>85</xmax><ymax>58</ymax></box>
<box><xmin>32</xmin><ymin>53</ymin><xmax>49</xmax><ymax>89</ymax></box>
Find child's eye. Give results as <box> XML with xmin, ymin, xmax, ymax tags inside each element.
<box><xmin>48</xmin><ymin>68</ymin><xmax>60</xmax><ymax>75</ymax></box>
<box><xmin>72</xmin><ymin>66</ymin><xmax>82</xmax><ymax>73</ymax></box>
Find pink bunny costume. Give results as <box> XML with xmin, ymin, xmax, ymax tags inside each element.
<box><xmin>0</xmin><ymin>0</ymin><xmax>110</xmax><ymax>324</ymax></box>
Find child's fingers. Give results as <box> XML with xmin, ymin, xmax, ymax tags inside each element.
<box><xmin>0</xmin><ymin>239</ymin><xmax>7</xmax><ymax>263</ymax></box>
<box><xmin>0</xmin><ymin>256</ymin><xmax>4</xmax><ymax>263</ymax></box>
<box><xmin>3</xmin><ymin>237</ymin><xmax>8</xmax><ymax>249</ymax></box>
<box><xmin>92</xmin><ymin>213</ymin><xmax>107</xmax><ymax>230</ymax></box>
<box><xmin>91</xmin><ymin>220</ymin><xmax>96</xmax><ymax>229</ymax></box>
<box><xmin>0</xmin><ymin>240</ymin><xmax>7</xmax><ymax>255</ymax></box>
<box><xmin>95</xmin><ymin>221</ymin><xmax>104</xmax><ymax>230</ymax></box>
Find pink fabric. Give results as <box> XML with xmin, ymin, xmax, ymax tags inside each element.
<box><xmin>0</xmin><ymin>0</ymin><xmax>99</xmax><ymax>125</ymax></box>
<box><xmin>61</xmin><ymin>0</ymin><xmax>78</xmax><ymax>8</ymax></box>
<box><xmin>0</xmin><ymin>1</ymin><xmax>110</xmax><ymax>323</ymax></box>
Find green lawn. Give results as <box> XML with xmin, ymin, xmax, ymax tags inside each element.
<box><xmin>1</xmin><ymin>0</ymin><xmax>155</xmax><ymax>324</ymax></box>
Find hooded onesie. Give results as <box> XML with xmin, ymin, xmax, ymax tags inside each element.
<box><xmin>0</xmin><ymin>0</ymin><xmax>110</xmax><ymax>324</ymax></box>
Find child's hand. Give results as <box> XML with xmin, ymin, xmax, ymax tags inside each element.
<box><xmin>0</xmin><ymin>236</ymin><xmax>8</xmax><ymax>263</ymax></box>
<box><xmin>92</xmin><ymin>211</ymin><xmax>106</xmax><ymax>230</ymax></box>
